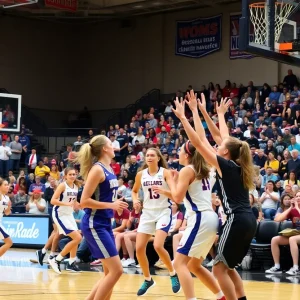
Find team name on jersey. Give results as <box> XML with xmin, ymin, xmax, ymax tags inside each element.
<box><xmin>67</xmin><ymin>192</ymin><xmax>77</xmax><ymax>197</ymax></box>
<box><xmin>109</xmin><ymin>179</ymin><xmax>118</xmax><ymax>189</ymax></box>
<box><xmin>143</xmin><ymin>180</ymin><xmax>163</xmax><ymax>186</ymax></box>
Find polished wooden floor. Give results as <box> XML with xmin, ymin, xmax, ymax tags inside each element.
<box><xmin>0</xmin><ymin>249</ymin><xmax>299</xmax><ymax>300</ymax></box>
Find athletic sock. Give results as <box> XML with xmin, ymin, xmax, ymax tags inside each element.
<box><xmin>275</xmin><ymin>263</ymin><xmax>280</xmax><ymax>269</ymax></box>
<box><xmin>42</xmin><ymin>248</ymin><xmax>47</xmax><ymax>254</ymax></box>
<box><xmin>293</xmin><ymin>264</ymin><xmax>299</xmax><ymax>269</ymax></box>
<box><xmin>50</xmin><ymin>252</ymin><xmax>56</xmax><ymax>257</ymax></box>
<box><xmin>238</xmin><ymin>297</ymin><xmax>247</xmax><ymax>300</ymax></box>
<box><xmin>188</xmin><ymin>298</ymin><xmax>197</xmax><ymax>300</ymax></box>
<box><xmin>56</xmin><ymin>254</ymin><xmax>64</xmax><ymax>262</ymax></box>
<box><xmin>169</xmin><ymin>270</ymin><xmax>176</xmax><ymax>276</ymax></box>
<box><xmin>215</xmin><ymin>291</ymin><xmax>224</xmax><ymax>298</ymax></box>
<box><xmin>69</xmin><ymin>257</ymin><xmax>76</xmax><ymax>264</ymax></box>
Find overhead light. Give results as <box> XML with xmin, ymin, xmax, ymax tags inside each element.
<box><xmin>133</xmin><ymin>5</ymin><xmax>143</xmax><ymax>8</ymax></box>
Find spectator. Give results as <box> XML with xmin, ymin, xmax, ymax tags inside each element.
<box><xmin>49</xmin><ymin>163</ymin><xmax>60</xmax><ymax>181</ymax></box>
<box><xmin>117</xmin><ymin>177</ymin><xmax>126</xmax><ymax>197</ymax></box>
<box><xmin>283</xmin><ymin>69</ymin><xmax>299</xmax><ymax>90</ymax></box>
<box><xmin>28</xmin><ymin>176</ymin><xmax>45</xmax><ymax>196</ymax></box>
<box><xmin>128</xmin><ymin>155</ymin><xmax>139</xmax><ymax>179</ymax></box>
<box><xmin>261</xmin><ymin>167</ymin><xmax>278</xmax><ymax>190</ymax></box>
<box><xmin>19</xmin><ymin>130</ymin><xmax>30</xmax><ymax>164</ymax></box>
<box><xmin>259</xmin><ymin>181</ymin><xmax>280</xmax><ymax>220</ymax></box>
<box><xmin>73</xmin><ymin>136</ymin><xmax>83</xmax><ymax>151</ymax></box>
<box><xmin>132</xmin><ymin>128</ymin><xmax>145</xmax><ymax>145</ymax></box>
<box><xmin>62</xmin><ymin>144</ymin><xmax>72</xmax><ymax>167</ymax></box>
<box><xmin>116</xmin><ymin>128</ymin><xmax>129</xmax><ymax>163</ymax></box>
<box><xmin>111</xmin><ymin>158</ymin><xmax>121</xmax><ymax>177</ymax></box>
<box><xmin>14</xmin><ymin>177</ymin><xmax>27</xmax><ymax>194</ymax></box>
<box><xmin>34</xmin><ymin>160</ymin><xmax>50</xmax><ymax>183</ymax></box>
<box><xmin>26</xmin><ymin>190</ymin><xmax>46</xmax><ymax>214</ymax></box>
<box><xmin>12</xmin><ymin>188</ymin><xmax>29</xmax><ymax>208</ymax></box>
<box><xmin>0</xmin><ymin>140</ymin><xmax>11</xmax><ymax>178</ymax></box>
<box><xmin>283</xmin><ymin>170</ymin><xmax>300</xmax><ymax>188</ymax></box>
<box><xmin>265</xmin><ymin>191</ymin><xmax>300</xmax><ymax>276</ymax></box>
<box><xmin>264</xmin><ymin>152</ymin><xmax>279</xmax><ymax>175</ymax></box>
<box><xmin>123</xmin><ymin>180</ymin><xmax>134</xmax><ymax>206</ymax></box>
<box><xmin>9</xmin><ymin>135</ymin><xmax>22</xmax><ymax>173</ymax></box>
<box><xmin>148</xmin><ymin>114</ymin><xmax>158</xmax><ymax>129</ymax></box>
<box><xmin>275</xmin><ymin>194</ymin><xmax>292</xmax><ymax>216</ymax></box>
<box><xmin>44</xmin><ymin>178</ymin><xmax>57</xmax><ymax>214</ymax></box>
<box><xmin>288</xmin><ymin>135</ymin><xmax>300</xmax><ymax>152</ymax></box>
<box><xmin>286</xmin><ymin>149</ymin><xmax>300</xmax><ymax>179</ymax></box>
<box><xmin>26</xmin><ymin>148</ymin><xmax>39</xmax><ymax>174</ymax></box>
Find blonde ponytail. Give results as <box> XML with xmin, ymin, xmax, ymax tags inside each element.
<box><xmin>74</xmin><ymin>135</ymin><xmax>108</xmax><ymax>180</ymax></box>
<box><xmin>225</xmin><ymin>137</ymin><xmax>255</xmax><ymax>190</ymax></box>
<box><xmin>238</xmin><ymin>141</ymin><xmax>255</xmax><ymax>190</ymax></box>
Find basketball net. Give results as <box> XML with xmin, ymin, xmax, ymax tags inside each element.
<box><xmin>249</xmin><ymin>1</ymin><xmax>298</xmax><ymax>45</ymax></box>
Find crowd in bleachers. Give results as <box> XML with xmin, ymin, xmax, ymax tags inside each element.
<box><xmin>3</xmin><ymin>69</ymin><xmax>300</xmax><ymax>273</ymax></box>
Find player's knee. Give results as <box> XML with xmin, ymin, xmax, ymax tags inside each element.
<box><xmin>113</xmin><ymin>264</ymin><xmax>123</xmax><ymax>278</ymax></box>
<box><xmin>74</xmin><ymin>233</ymin><xmax>82</xmax><ymax>244</ymax></box>
<box><xmin>153</xmin><ymin>242</ymin><xmax>164</xmax><ymax>252</ymax></box>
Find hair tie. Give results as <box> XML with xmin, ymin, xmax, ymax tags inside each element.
<box><xmin>185</xmin><ymin>141</ymin><xmax>192</xmax><ymax>155</ymax></box>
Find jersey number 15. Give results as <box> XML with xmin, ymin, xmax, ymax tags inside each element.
<box><xmin>148</xmin><ymin>188</ymin><xmax>160</xmax><ymax>199</ymax></box>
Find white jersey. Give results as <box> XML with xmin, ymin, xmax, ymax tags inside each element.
<box><xmin>209</xmin><ymin>169</ymin><xmax>217</xmax><ymax>189</ymax></box>
<box><xmin>184</xmin><ymin>165</ymin><xmax>213</xmax><ymax>216</ymax></box>
<box><xmin>54</xmin><ymin>182</ymin><xmax>78</xmax><ymax>216</ymax></box>
<box><xmin>141</xmin><ymin>167</ymin><xmax>170</xmax><ymax>210</ymax></box>
<box><xmin>0</xmin><ymin>195</ymin><xmax>9</xmax><ymax>219</ymax></box>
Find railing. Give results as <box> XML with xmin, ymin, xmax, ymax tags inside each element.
<box><xmin>104</xmin><ymin>88</ymin><xmax>161</xmax><ymax>129</ymax></box>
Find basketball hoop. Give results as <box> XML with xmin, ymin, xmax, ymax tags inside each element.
<box><xmin>249</xmin><ymin>0</ymin><xmax>299</xmax><ymax>45</ymax></box>
<box><xmin>0</xmin><ymin>0</ymin><xmax>38</xmax><ymax>9</ymax></box>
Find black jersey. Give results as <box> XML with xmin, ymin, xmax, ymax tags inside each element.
<box><xmin>216</xmin><ymin>155</ymin><xmax>252</xmax><ymax>215</ymax></box>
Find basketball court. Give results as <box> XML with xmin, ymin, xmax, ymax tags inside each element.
<box><xmin>0</xmin><ymin>249</ymin><xmax>298</xmax><ymax>300</ymax></box>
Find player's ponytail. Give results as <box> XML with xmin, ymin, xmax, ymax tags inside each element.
<box><xmin>74</xmin><ymin>135</ymin><xmax>108</xmax><ymax>180</ymax></box>
<box><xmin>184</xmin><ymin>141</ymin><xmax>210</xmax><ymax>180</ymax></box>
<box><xmin>225</xmin><ymin>137</ymin><xmax>255</xmax><ymax>190</ymax></box>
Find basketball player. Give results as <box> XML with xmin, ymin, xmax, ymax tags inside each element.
<box><xmin>76</xmin><ymin>135</ymin><xmax>128</xmax><ymax>300</ymax></box>
<box><xmin>173</xmin><ymin>91</ymin><xmax>257</xmax><ymax>300</ymax></box>
<box><xmin>49</xmin><ymin>167</ymin><xmax>82</xmax><ymax>274</ymax></box>
<box><xmin>0</xmin><ymin>178</ymin><xmax>13</xmax><ymax>257</ymax></box>
<box><xmin>156</xmin><ymin>141</ymin><xmax>225</xmax><ymax>300</ymax></box>
<box><xmin>132</xmin><ymin>148</ymin><xmax>181</xmax><ymax>296</ymax></box>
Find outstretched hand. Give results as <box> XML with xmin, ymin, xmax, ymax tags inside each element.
<box><xmin>197</xmin><ymin>93</ymin><xmax>207</xmax><ymax>112</ymax></box>
<box><xmin>186</xmin><ymin>90</ymin><xmax>198</xmax><ymax>111</ymax></box>
<box><xmin>216</xmin><ymin>98</ymin><xmax>231</xmax><ymax>115</ymax></box>
<box><xmin>172</xmin><ymin>97</ymin><xmax>186</xmax><ymax>119</ymax></box>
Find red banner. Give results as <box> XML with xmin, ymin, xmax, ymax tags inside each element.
<box><xmin>45</xmin><ymin>0</ymin><xmax>77</xmax><ymax>12</ymax></box>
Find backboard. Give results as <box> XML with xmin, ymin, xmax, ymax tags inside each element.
<box><xmin>240</xmin><ymin>0</ymin><xmax>300</xmax><ymax>66</ymax></box>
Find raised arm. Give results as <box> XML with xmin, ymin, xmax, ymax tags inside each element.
<box><xmin>196</xmin><ymin>92</ymin><xmax>223</xmax><ymax>146</ymax></box>
<box><xmin>185</xmin><ymin>91</ymin><xmax>216</xmax><ymax>152</ymax></box>
<box><xmin>216</xmin><ymin>98</ymin><xmax>231</xmax><ymax>139</ymax></box>
<box><xmin>172</xmin><ymin>99</ymin><xmax>222</xmax><ymax>176</ymax></box>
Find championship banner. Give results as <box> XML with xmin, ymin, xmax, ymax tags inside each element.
<box><xmin>230</xmin><ymin>14</ymin><xmax>254</xmax><ymax>59</ymax></box>
<box><xmin>176</xmin><ymin>15</ymin><xmax>222</xmax><ymax>59</ymax></box>
<box><xmin>45</xmin><ymin>0</ymin><xmax>77</xmax><ymax>12</ymax></box>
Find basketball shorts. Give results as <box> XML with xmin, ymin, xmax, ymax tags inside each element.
<box><xmin>137</xmin><ymin>207</ymin><xmax>172</xmax><ymax>235</ymax></box>
<box><xmin>177</xmin><ymin>210</ymin><xmax>218</xmax><ymax>259</ymax></box>
<box><xmin>81</xmin><ymin>215</ymin><xmax>118</xmax><ymax>259</ymax></box>
<box><xmin>0</xmin><ymin>223</ymin><xmax>9</xmax><ymax>240</ymax></box>
<box><xmin>52</xmin><ymin>210</ymin><xmax>78</xmax><ymax>235</ymax></box>
<box><xmin>215</xmin><ymin>212</ymin><xmax>257</xmax><ymax>269</ymax></box>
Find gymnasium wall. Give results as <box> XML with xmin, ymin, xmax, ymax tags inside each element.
<box><xmin>0</xmin><ymin>3</ymin><xmax>296</xmax><ymax>118</ymax></box>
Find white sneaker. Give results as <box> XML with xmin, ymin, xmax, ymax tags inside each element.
<box><xmin>122</xmin><ymin>258</ymin><xmax>136</xmax><ymax>268</ymax></box>
<box><xmin>265</xmin><ymin>266</ymin><xmax>282</xmax><ymax>274</ymax></box>
<box><xmin>286</xmin><ymin>266</ymin><xmax>300</xmax><ymax>276</ymax></box>
<box><xmin>48</xmin><ymin>258</ymin><xmax>61</xmax><ymax>275</ymax></box>
<box><xmin>206</xmin><ymin>259</ymin><xmax>215</xmax><ymax>267</ymax></box>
